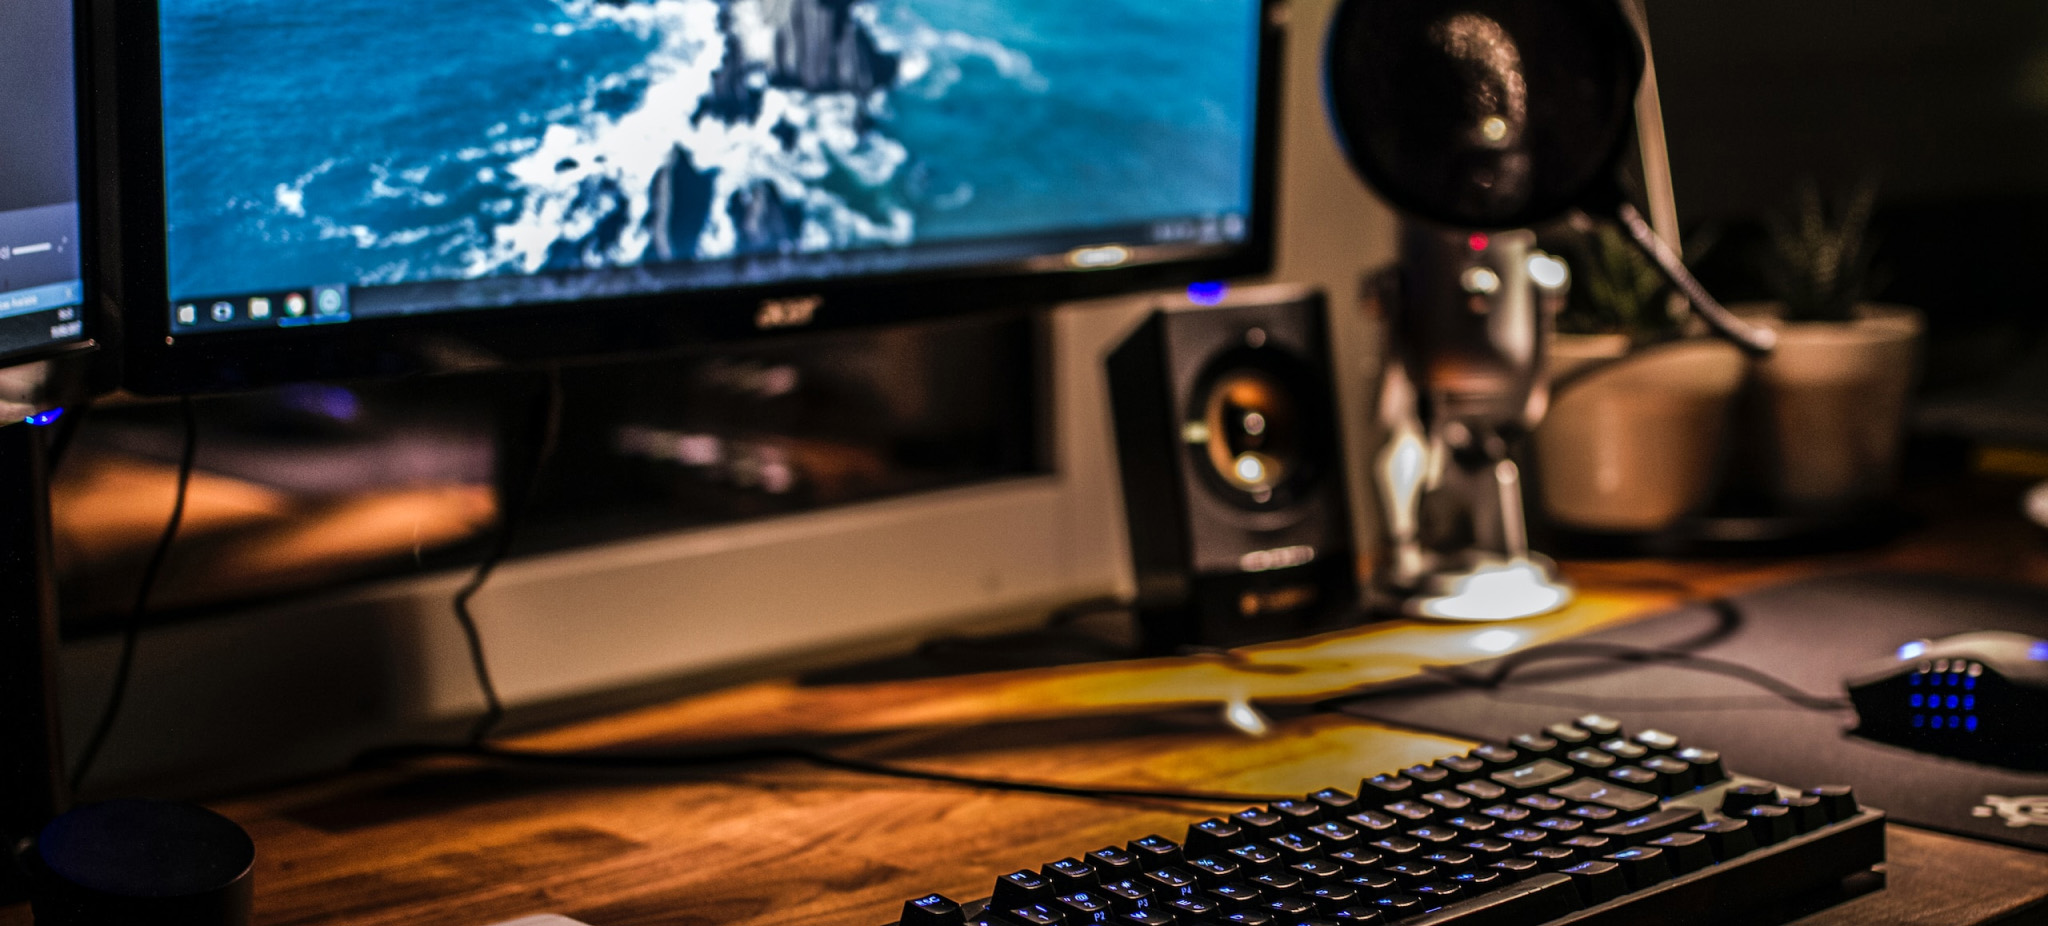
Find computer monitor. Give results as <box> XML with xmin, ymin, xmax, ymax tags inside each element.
<box><xmin>109</xmin><ymin>0</ymin><xmax>1282</xmax><ymax>394</ymax></box>
<box><xmin>0</xmin><ymin>0</ymin><xmax>92</xmax><ymax>375</ymax></box>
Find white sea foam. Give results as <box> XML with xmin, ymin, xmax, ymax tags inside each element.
<box><xmin>274</xmin><ymin>159</ymin><xmax>337</xmax><ymax>218</ymax></box>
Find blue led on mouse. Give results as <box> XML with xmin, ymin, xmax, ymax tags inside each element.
<box><xmin>1845</xmin><ymin>631</ymin><xmax>2048</xmax><ymax>769</ymax></box>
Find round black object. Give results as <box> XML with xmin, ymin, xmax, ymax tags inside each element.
<box><xmin>1324</xmin><ymin>0</ymin><xmax>1643</xmax><ymax>229</ymax></box>
<box><xmin>29</xmin><ymin>800</ymin><xmax>254</xmax><ymax>926</ymax></box>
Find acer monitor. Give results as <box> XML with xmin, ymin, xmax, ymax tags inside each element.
<box><xmin>108</xmin><ymin>0</ymin><xmax>1283</xmax><ymax>394</ymax></box>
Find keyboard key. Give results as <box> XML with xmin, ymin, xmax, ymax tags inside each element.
<box><xmin>1565</xmin><ymin>748</ymin><xmax>1617</xmax><ymax>772</ymax></box>
<box><xmin>1442</xmin><ymin>814</ymin><xmax>1496</xmax><ymax>833</ymax></box>
<box><xmin>1222</xmin><ymin>912</ymin><xmax>1274</xmax><ymax>926</ymax></box>
<box><xmin>1233</xmin><ymin>809</ymin><xmax>1287</xmax><ymax>839</ymax></box>
<box><xmin>1263</xmin><ymin>896</ymin><xmax>1316</xmax><ymax>918</ymax></box>
<box><xmin>1422</xmin><ymin>849</ymin><xmax>1476</xmax><ymax>873</ymax></box>
<box><xmin>1741</xmin><ymin>805</ymin><xmax>1795</xmax><ymax>845</ymax></box>
<box><xmin>1382</xmin><ymin>861</ymin><xmax>1439</xmax><ymax>887</ymax></box>
<box><xmin>1209</xmin><ymin>882</ymin><xmax>1264</xmax><ymax>912</ymax></box>
<box><xmin>1489</xmin><ymin>856</ymin><xmax>1543</xmax><ymax>880</ymax></box>
<box><xmin>1632</xmin><ymin>729</ymin><xmax>1681</xmax><ymax>753</ymax></box>
<box><xmin>1044</xmin><ymin>858</ymin><xmax>1100</xmax><ymax>891</ymax></box>
<box><xmin>992</xmin><ymin>905</ymin><xmax>1062</xmax><ymax>926</ymax></box>
<box><xmin>1691</xmin><ymin>819</ymin><xmax>1757</xmax><ymax>860</ymax></box>
<box><xmin>1268</xmin><ymin>832</ymin><xmax>1321</xmax><ymax>862</ymax></box>
<box><xmin>1052</xmin><ymin>892</ymin><xmax>1115</xmax><ymax>925</ymax></box>
<box><xmin>1602</xmin><ymin>846</ymin><xmax>1673</xmax><ymax>889</ymax></box>
<box><xmin>1559</xmin><ymin>835</ymin><xmax>1613</xmax><ymax>859</ymax></box>
<box><xmin>1270</xmin><ymin>799</ymin><xmax>1324</xmax><ymax>828</ymax></box>
<box><xmin>1647</xmin><ymin>832</ymin><xmax>1712</xmax><ymax>874</ymax></box>
<box><xmin>1456</xmin><ymin>779</ymin><xmax>1509</xmax><ymax>801</ymax></box>
<box><xmin>1306</xmin><ymin>821</ymin><xmax>1360</xmax><ymax>851</ymax></box>
<box><xmin>1676</xmin><ymin>747</ymin><xmax>1726</xmax><ymax>785</ymax></box>
<box><xmin>1188</xmin><ymin>819</ymin><xmax>1245</xmax><ymax>857</ymax></box>
<box><xmin>1251</xmin><ymin>870</ymin><xmax>1304</xmax><ymax>895</ymax></box>
<box><xmin>1189</xmin><ymin>856</ymin><xmax>1242</xmax><ymax>886</ymax></box>
<box><xmin>1606</xmin><ymin>766</ymin><xmax>1659</xmax><ymax>790</ymax></box>
<box><xmin>1293</xmin><ymin>858</ymin><xmax>1347</xmax><ymax>884</ymax></box>
<box><xmin>1524</xmin><ymin>846</ymin><xmax>1576</xmax><ymax>870</ymax></box>
<box><xmin>1512</xmin><ymin>732</ymin><xmax>1564</xmax><ymax>758</ymax></box>
<box><xmin>1497</xmin><ymin>826</ymin><xmax>1549</xmax><ymax>845</ymax></box>
<box><xmin>1461</xmin><ymin>836</ymin><xmax>1514</xmax><ymax>860</ymax></box>
<box><xmin>903</xmin><ymin>893</ymin><xmax>966</xmax><ymax>926</ymax></box>
<box><xmin>1593</xmin><ymin>806</ymin><xmax>1703</xmax><ymax>845</ymax></box>
<box><xmin>1720</xmin><ymin>782</ymin><xmax>1778</xmax><ymax>815</ymax></box>
<box><xmin>1492</xmin><ymin>759</ymin><xmax>1576</xmax><ymax>793</ymax></box>
<box><xmin>1371</xmin><ymin>894</ymin><xmax>1423</xmax><ymax>918</ymax></box>
<box><xmin>1368</xmin><ymin>835</ymin><xmax>1422</xmax><ymax>857</ymax></box>
<box><xmin>1419</xmin><ymin>789</ymin><xmax>1472</xmax><ymax>811</ymax></box>
<box><xmin>1562</xmin><ymin>860</ymin><xmax>1629</xmax><ymax>904</ymax></box>
<box><xmin>1329</xmin><ymin>907</ymin><xmax>1385</xmax><ymax>923</ymax></box>
<box><xmin>1327</xmin><ymin>847</ymin><xmax>1383</xmax><ymax>874</ymax></box>
<box><xmin>1170</xmin><ymin>896</ymin><xmax>1222</xmax><ymax>921</ymax></box>
<box><xmin>1549</xmin><ymin>778</ymin><xmax>1659</xmax><ymax>812</ymax></box>
<box><xmin>1481</xmin><ymin>803</ymin><xmax>1532</xmax><ymax>822</ymax></box>
<box><xmin>1308</xmin><ymin>789</ymin><xmax>1361</xmax><ymax>818</ymax></box>
<box><xmin>1344</xmin><ymin>810</ymin><xmax>1399</xmax><ymax>832</ymax></box>
<box><xmin>1402</xmin><ymin>764</ymin><xmax>1450</xmax><ymax>786</ymax></box>
<box><xmin>1568</xmin><ymin>804</ymin><xmax>1619</xmax><ymax>822</ymax></box>
<box><xmin>1776</xmin><ymin>795</ymin><xmax>1828</xmax><ymax>832</ymax></box>
<box><xmin>1545</xmin><ymin>722</ymin><xmax>1593</xmax><ymax>747</ymax></box>
<box><xmin>1305</xmin><ymin>883</ymin><xmax>1358</xmax><ymax>913</ymax></box>
<box><xmin>1516</xmin><ymin>795</ymin><xmax>1568</xmax><ymax>813</ymax></box>
<box><xmin>1434</xmin><ymin>754</ymin><xmax>1486</xmax><ymax>782</ymax></box>
<box><xmin>1575</xmin><ymin>714</ymin><xmax>1623</xmax><ymax>738</ymax></box>
<box><xmin>1471</xmin><ymin>744</ymin><xmax>1522</xmax><ymax>770</ymax></box>
<box><xmin>1361</xmin><ymin>774</ymin><xmax>1414</xmax><ymax>797</ymax></box>
<box><xmin>1098</xmin><ymin>879</ymin><xmax>1156</xmax><ymax>915</ymax></box>
<box><xmin>1412</xmin><ymin>881</ymin><xmax>1464</xmax><ymax>904</ymax></box>
<box><xmin>1139</xmin><ymin>867</ymin><xmax>1202</xmax><ymax>901</ymax></box>
<box><xmin>994</xmin><ymin>871</ymin><xmax>1054</xmax><ymax>911</ymax></box>
<box><xmin>1406</xmin><ymin>825</ymin><xmax>1461</xmax><ymax>844</ymax></box>
<box><xmin>1533</xmin><ymin>816</ymin><xmax>1584</xmax><ymax>834</ymax></box>
<box><xmin>1383</xmin><ymin>800</ymin><xmax>1435</xmax><ymax>823</ymax></box>
<box><xmin>1228</xmin><ymin>843</ymin><xmax>1284</xmax><ymax>874</ymax></box>
<box><xmin>1599</xmin><ymin>739</ymin><xmax>1649</xmax><ymax>762</ymax></box>
<box><xmin>1128</xmin><ymin>836</ymin><xmax>1182</xmax><ymax>870</ymax></box>
<box><xmin>1804</xmin><ymin>785</ymin><xmax>1859</xmax><ymax>822</ymax></box>
<box><xmin>1344</xmin><ymin>871</ymin><xmax>1398</xmax><ymax>896</ymax></box>
<box><xmin>1087</xmin><ymin>847</ymin><xmax>1142</xmax><ymax>878</ymax></box>
<box><xmin>1116</xmin><ymin>912</ymin><xmax>1172</xmax><ymax>926</ymax></box>
<box><xmin>1450</xmin><ymin>867</ymin><xmax>1504</xmax><ymax>890</ymax></box>
<box><xmin>1639</xmin><ymin>756</ymin><xmax>1694</xmax><ymax>795</ymax></box>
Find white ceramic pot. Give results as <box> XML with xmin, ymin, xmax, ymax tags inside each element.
<box><xmin>1736</xmin><ymin>303</ymin><xmax>1924</xmax><ymax>511</ymax></box>
<box><xmin>1535</xmin><ymin>336</ymin><xmax>1747</xmax><ymax>532</ymax></box>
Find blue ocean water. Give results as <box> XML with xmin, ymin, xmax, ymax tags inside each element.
<box><xmin>159</xmin><ymin>0</ymin><xmax>1261</xmax><ymax>300</ymax></box>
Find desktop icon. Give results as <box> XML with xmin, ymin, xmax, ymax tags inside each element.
<box><xmin>210</xmin><ymin>301</ymin><xmax>235</xmax><ymax>322</ymax></box>
<box><xmin>314</xmin><ymin>286</ymin><xmax>347</xmax><ymax>316</ymax></box>
<box><xmin>284</xmin><ymin>293</ymin><xmax>308</xmax><ymax>317</ymax></box>
<box><xmin>177</xmin><ymin>304</ymin><xmax>197</xmax><ymax>325</ymax></box>
<box><xmin>248</xmin><ymin>296</ymin><xmax>272</xmax><ymax>319</ymax></box>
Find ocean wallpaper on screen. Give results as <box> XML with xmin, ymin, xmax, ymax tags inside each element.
<box><xmin>158</xmin><ymin>0</ymin><xmax>1262</xmax><ymax>300</ymax></box>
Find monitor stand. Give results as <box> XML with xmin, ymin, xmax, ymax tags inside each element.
<box><xmin>0</xmin><ymin>421</ymin><xmax>69</xmax><ymax>903</ymax></box>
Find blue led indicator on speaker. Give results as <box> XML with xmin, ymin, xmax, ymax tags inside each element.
<box><xmin>1188</xmin><ymin>282</ymin><xmax>1229</xmax><ymax>306</ymax></box>
<box><xmin>1910</xmin><ymin>694</ymin><xmax>1923</xmax><ymax>708</ymax></box>
<box><xmin>1948</xmin><ymin>695</ymin><xmax>1960</xmax><ymax>709</ymax></box>
<box><xmin>1967</xmin><ymin>716</ymin><xmax>1980</xmax><ymax>731</ymax></box>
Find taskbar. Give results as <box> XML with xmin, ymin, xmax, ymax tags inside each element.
<box><xmin>0</xmin><ymin>280</ymin><xmax>86</xmax><ymax>366</ymax></box>
<box><xmin>166</xmin><ymin>214</ymin><xmax>1250</xmax><ymax>337</ymax></box>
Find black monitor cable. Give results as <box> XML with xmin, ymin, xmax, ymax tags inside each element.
<box><xmin>357</xmin><ymin>741</ymin><xmax>1296</xmax><ymax>809</ymax></box>
<box><xmin>453</xmin><ymin>363</ymin><xmax>565</xmax><ymax>747</ymax></box>
<box><xmin>68</xmin><ymin>396</ymin><xmax>198</xmax><ymax>794</ymax></box>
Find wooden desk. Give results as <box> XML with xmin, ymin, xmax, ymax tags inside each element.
<box><xmin>10</xmin><ymin>479</ymin><xmax>2048</xmax><ymax>926</ymax></box>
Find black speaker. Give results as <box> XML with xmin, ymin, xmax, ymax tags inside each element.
<box><xmin>1107</xmin><ymin>285</ymin><xmax>1361</xmax><ymax>651</ymax></box>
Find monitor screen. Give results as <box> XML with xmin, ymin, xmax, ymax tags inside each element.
<box><xmin>0</xmin><ymin>0</ymin><xmax>89</xmax><ymax>367</ymax></box>
<box><xmin>117</xmin><ymin>0</ymin><xmax>1279</xmax><ymax>392</ymax></box>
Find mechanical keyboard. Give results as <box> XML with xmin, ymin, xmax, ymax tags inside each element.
<box><xmin>890</xmin><ymin>715</ymin><xmax>1885</xmax><ymax>926</ymax></box>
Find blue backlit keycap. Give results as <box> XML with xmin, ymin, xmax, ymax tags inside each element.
<box><xmin>901</xmin><ymin>893</ymin><xmax>965</xmax><ymax>926</ymax></box>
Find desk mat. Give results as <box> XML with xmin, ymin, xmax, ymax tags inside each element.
<box><xmin>1336</xmin><ymin>572</ymin><xmax>2048</xmax><ymax>851</ymax></box>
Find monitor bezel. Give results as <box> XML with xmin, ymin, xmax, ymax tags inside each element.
<box><xmin>109</xmin><ymin>0</ymin><xmax>1286</xmax><ymax>395</ymax></box>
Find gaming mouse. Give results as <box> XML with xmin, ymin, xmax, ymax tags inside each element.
<box><xmin>1845</xmin><ymin>631</ymin><xmax>2048</xmax><ymax>767</ymax></box>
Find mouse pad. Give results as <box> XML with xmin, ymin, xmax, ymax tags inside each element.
<box><xmin>1336</xmin><ymin>572</ymin><xmax>2048</xmax><ymax>851</ymax></box>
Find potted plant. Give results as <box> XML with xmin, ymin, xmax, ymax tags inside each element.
<box><xmin>1735</xmin><ymin>180</ymin><xmax>1923</xmax><ymax>513</ymax></box>
<box><xmin>1534</xmin><ymin>225</ymin><xmax>1746</xmax><ymax>533</ymax></box>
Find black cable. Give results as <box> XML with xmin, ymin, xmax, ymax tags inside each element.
<box><xmin>69</xmin><ymin>397</ymin><xmax>197</xmax><ymax>793</ymax></box>
<box><xmin>43</xmin><ymin>399</ymin><xmax>91</xmax><ymax>473</ymax></box>
<box><xmin>1322</xmin><ymin>637</ymin><xmax>1853</xmax><ymax>715</ymax></box>
<box><xmin>357</xmin><ymin>741</ymin><xmax>1294</xmax><ymax>807</ymax></box>
<box><xmin>453</xmin><ymin>365</ymin><xmax>565</xmax><ymax>746</ymax></box>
